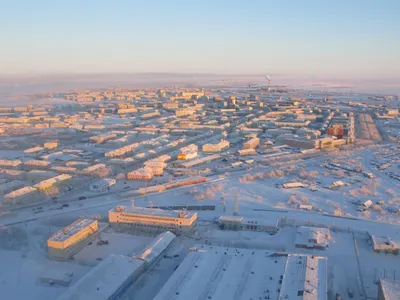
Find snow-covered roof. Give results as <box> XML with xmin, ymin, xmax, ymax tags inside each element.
<box><xmin>295</xmin><ymin>227</ymin><xmax>330</xmax><ymax>249</ymax></box>
<box><xmin>137</xmin><ymin>231</ymin><xmax>176</xmax><ymax>265</ymax></box>
<box><xmin>380</xmin><ymin>279</ymin><xmax>400</xmax><ymax>300</ymax></box>
<box><xmin>153</xmin><ymin>245</ymin><xmax>327</xmax><ymax>300</ymax></box>
<box><xmin>218</xmin><ymin>215</ymin><xmax>244</xmax><ymax>223</ymax></box>
<box><xmin>279</xmin><ymin>255</ymin><xmax>328</xmax><ymax>300</ymax></box>
<box><xmin>48</xmin><ymin>219</ymin><xmax>97</xmax><ymax>242</ymax></box>
<box><xmin>33</xmin><ymin>174</ymin><xmax>72</xmax><ymax>189</ymax></box>
<box><xmin>371</xmin><ymin>235</ymin><xmax>400</xmax><ymax>250</ymax></box>
<box><xmin>56</xmin><ymin>254</ymin><xmax>145</xmax><ymax>300</ymax></box>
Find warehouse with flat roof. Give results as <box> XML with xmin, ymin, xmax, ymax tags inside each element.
<box><xmin>153</xmin><ymin>245</ymin><xmax>327</xmax><ymax>300</ymax></box>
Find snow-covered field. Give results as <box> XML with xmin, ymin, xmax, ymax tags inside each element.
<box><xmin>0</xmin><ymin>146</ymin><xmax>399</xmax><ymax>299</ymax></box>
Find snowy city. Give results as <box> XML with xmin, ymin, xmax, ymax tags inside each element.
<box><xmin>0</xmin><ymin>79</ymin><xmax>399</xmax><ymax>300</ymax></box>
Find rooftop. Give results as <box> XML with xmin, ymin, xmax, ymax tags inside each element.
<box><xmin>153</xmin><ymin>245</ymin><xmax>327</xmax><ymax>300</ymax></box>
<box><xmin>137</xmin><ymin>231</ymin><xmax>176</xmax><ymax>263</ymax></box>
<box><xmin>56</xmin><ymin>254</ymin><xmax>145</xmax><ymax>300</ymax></box>
<box><xmin>48</xmin><ymin>219</ymin><xmax>97</xmax><ymax>242</ymax></box>
<box><xmin>380</xmin><ymin>279</ymin><xmax>400</xmax><ymax>300</ymax></box>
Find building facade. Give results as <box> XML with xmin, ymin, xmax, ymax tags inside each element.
<box><xmin>109</xmin><ymin>206</ymin><xmax>197</xmax><ymax>235</ymax></box>
<box><xmin>47</xmin><ymin>219</ymin><xmax>99</xmax><ymax>260</ymax></box>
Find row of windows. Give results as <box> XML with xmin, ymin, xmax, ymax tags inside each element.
<box><xmin>114</xmin><ymin>221</ymin><xmax>195</xmax><ymax>231</ymax></box>
<box><xmin>133</xmin><ymin>223</ymin><xmax>176</xmax><ymax>230</ymax></box>
<box><xmin>120</xmin><ymin>213</ymin><xmax>180</xmax><ymax>222</ymax></box>
<box><xmin>118</xmin><ymin>215</ymin><xmax>188</xmax><ymax>225</ymax></box>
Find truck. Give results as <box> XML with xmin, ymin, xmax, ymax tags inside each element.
<box><xmin>364</xmin><ymin>172</ymin><xmax>374</xmax><ymax>178</ymax></box>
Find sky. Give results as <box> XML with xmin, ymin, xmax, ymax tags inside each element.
<box><xmin>1</xmin><ymin>0</ymin><xmax>400</xmax><ymax>78</ymax></box>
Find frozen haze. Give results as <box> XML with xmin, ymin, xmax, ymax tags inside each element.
<box><xmin>0</xmin><ymin>73</ymin><xmax>399</xmax><ymax>105</ymax></box>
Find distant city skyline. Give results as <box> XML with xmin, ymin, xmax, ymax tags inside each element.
<box><xmin>1</xmin><ymin>0</ymin><xmax>400</xmax><ymax>78</ymax></box>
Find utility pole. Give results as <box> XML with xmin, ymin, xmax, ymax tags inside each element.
<box><xmin>233</xmin><ymin>193</ymin><xmax>239</xmax><ymax>215</ymax></box>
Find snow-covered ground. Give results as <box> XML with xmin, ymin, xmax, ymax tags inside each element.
<box><xmin>0</xmin><ymin>146</ymin><xmax>399</xmax><ymax>299</ymax></box>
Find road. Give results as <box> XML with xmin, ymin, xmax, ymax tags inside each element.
<box><xmin>0</xmin><ymin>176</ymin><xmax>225</xmax><ymax>227</ymax></box>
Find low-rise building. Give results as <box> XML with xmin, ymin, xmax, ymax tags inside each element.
<box><xmin>33</xmin><ymin>174</ymin><xmax>72</xmax><ymax>191</ymax></box>
<box><xmin>47</xmin><ymin>219</ymin><xmax>99</xmax><ymax>260</ymax></box>
<box><xmin>236</xmin><ymin>149</ymin><xmax>257</xmax><ymax>156</ymax></box>
<box><xmin>4</xmin><ymin>186</ymin><xmax>38</xmax><ymax>205</ymax></box>
<box><xmin>136</xmin><ymin>231</ymin><xmax>176</xmax><ymax>267</ymax></box>
<box><xmin>56</xmin><ymin>254</ymin><xmax>146</xmax><ymax>300</ymax></box>
<box><xmin>202</xmin><ymin>139</ymin><xmax>230</xmax><ymax>152</ymax></box>
<box><xmin>369</xmin><ymin>234</ymin><xmax>400</xmax><ymax>254</ymax></box>
<box><xmin>90</xmin><ymin>178</ymin><xmax>116</xmax><ymax>192</ymax></box>
<box><xmin>0</xmin><ymin>159</ymin><xmax>22</xmax><ymax>168</ymax></box>
<box><xmin>295</xmin><ymin>227</ymin><xmax>331</xmax><ymax>250</ymax></box>
<box><xmin>23</xmin><ymin>159</ymin><xmax>51</xmax><ymax>169</ymax></box>
<box><xmin>44</xmin><ymin>140</ymin><xmax>58</xmax><ymax>149</ymax></box>
<box><xmin>25</xmin><ymin>170</ymin><xmax>58</xmax><ymax>181</ymax></box>
<box><xmin>81</xmin><ymin>164</ymin><xmax>106</xmax><ymax>175</ymax></box>
<box><xmin>218</xmin><ymin>215</ymin><xmax>280</xmax><ymax>233</ymax></box>
<box><xmin>178</xmin><ymin>144</ymin><xmax>198</xmax><ymax>160</ymax></box>
<box><xmin>127</xmin><ymin>168</ymin><xmax>153</xmax><ymax>180</ymax></box>
<box><xmin>24</xmin><ymin>146</ymin><xmax>45</xmax><ymax>155</ymax></box>
<box><xmin>109</xmin><ymin>205</ymin><xmax>197</xmax><ymax>235</ymax></box>
<box><xmin>243</xmin><ymin>137</ymin><xmax>259</xmax><ymax>149</ymax></box>
<box><xmin>175</xmin><ymin>154</ymin><xmax>220</xmax><ymax>168</ymax></box>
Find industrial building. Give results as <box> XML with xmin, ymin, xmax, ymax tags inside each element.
<box><xmin>153</xmin><ymin>245</ymin><xmax>327</xmax><ymax>300</ymax></box>
<box><xmin>295</xmin><ymin>227</ymin><xmax>331</xmax><ymax>250</ymax></box>
<box><xmin>218</xmin><ymin>215</ymin><xmax>280</xmax><ymax>233</ymax></box>
<box><xmin>56</xmin><ymin>254</ymin><xmax>146</xmax><ymax>300</ymax></box>
<box><xmin>378</xmin><ymin>279</ymin><xmax>400</xmax><ymax>300</ymax></box>
<box><xmin>90</xmin><ymin>178</ymin><xmax>116</xmax><ymax>192</ymax></box>
<box><xmin>109</xmin><ymin>205</ymin><xmax>197</xmax><ymax>235</ymax></box>
<box><xmin>47</xmin><ymin>219</ymin><xmax>99</xmax><ymax>260</ymax></box>
<box><xmin>136</xmin><ymin>231</ymin><xmax>176</xmax><ymax>267</ymax></box>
